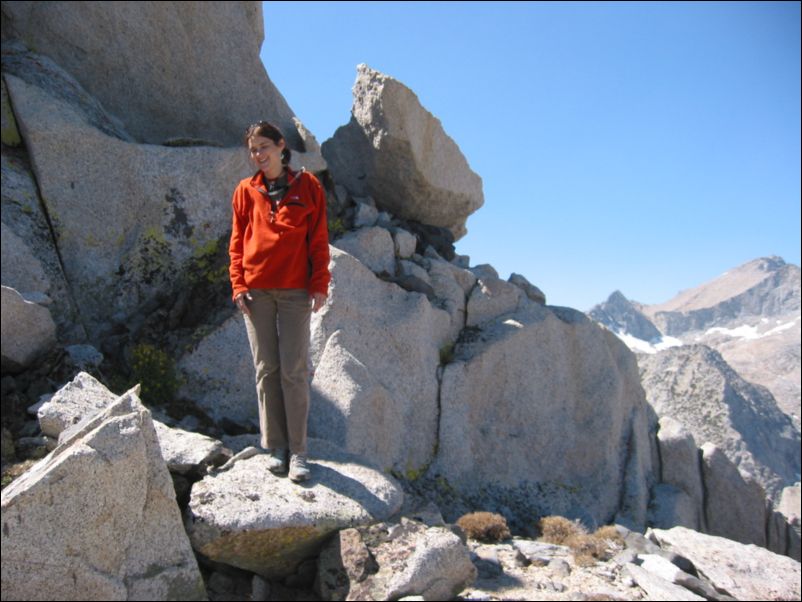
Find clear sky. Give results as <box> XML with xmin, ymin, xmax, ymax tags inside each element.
<box><xmin>261</xmin><ymin>1</ymin><xmax>801</xmax><ymax>310</ymax></box>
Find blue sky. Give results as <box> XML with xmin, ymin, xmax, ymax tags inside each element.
<box><xmin>261</xmin><ymin>1</ymin><xmax>801</xmax><ymax>310</ymax></box>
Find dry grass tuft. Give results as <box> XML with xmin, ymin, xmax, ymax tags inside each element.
<box><xmin>538</xmin><ymin>516</ymin><xmax>624</xmax><ymax>566</ymax></box>
<box><xmin>456</xmin><ymin>511</ymin><xmax>512</xmax><ymax>543</ymax></box>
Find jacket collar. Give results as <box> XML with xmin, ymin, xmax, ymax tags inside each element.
<box><xmin>249</xmin><ymin>167</ymin><xmax>304</xmax><ymax>192</ymax></box>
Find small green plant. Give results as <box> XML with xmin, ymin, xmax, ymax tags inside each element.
<box><xmin>456</xmin><ymin>511</ymin><xmax>511</xmax><ymax>543</ymax></box>
<box><xmin>130</xmin><ymin>343</ymin><xmax>181</xmax><ymax>405</ymax></box>
<box><xmin>328</xmin><ymin>216</ymin><xmax>347</xmax><ymax>239</ymax></box>
<box><xmin>439</xmin><ymin>342</ymin><xmax>455</xmax><ymax>365</ymax></box>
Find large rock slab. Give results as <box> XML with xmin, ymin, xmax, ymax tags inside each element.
<box><xmin>1</xmin><ymin>285</ymin><xmax>57</xmax><ymax>372</ymax></box>
<box><xmin>1</xmin><ymin>221</ymin><xmax>51</xmax><ymax>297</ymax></box>
<box><xmin>316</xmin><ymin>518</ymin><xmax>476</xmax><ymax>601</ymax></box>
<box><xmin>701</xmin><ymin>443</ymin><xmax>768</xmax><ymax>546</ymax></box>
<box><xmin>332</xmin><ymin>226</ymin><xmax>396</xmax><ymax>275</ymax></box>
<box><xmin>184</xmin><ymin>438</ymin><xmax>403</xmax><ymax>579</ymax></box>
<box><xmin>656</xmin><ymin>416</ymin><xmax>705</xmax><ymax>530</ymax></box>
<box><xmin>1</xmin><ymin>153</ymin><xmax>81</xmax><ymax>339</ymax></box>
<box><xmin>5</xmin><ymin>70</ymin><xmax>250</xmax><ymax>339</ymax></box>
<box><xmin>322</xmin><ymin>64</ymin><xmax>483</xmax><ymax>239</ymax></box>
<box><xmin>310</xmin><ymin>248</ymin><xmax>451</xmax><ymax>474</ymax></box>
<box><xmin>2</xmin><ymin>1</ymin><xmax>302</xmax><ymax>148</ymax></box>
<box><xmin>648</xmin><ymin>526</ymin><xmax>801</xmax><ymax>601</ymax></box>
<box><xmin>639</xmin><ymin>344</ymin><xmax>800</xmax><ymax>501</ymax></box>
<box><xmin>1</xmin><ymin>388</ymin><xmax>206</xmax><ymax>601</ymax></box>
<box><xmin>37</xmin><ymin>371</ymin><xmax>118</xmax><ymax>438</ymax></box>
<box><xmin>432</xmin><ymin>304</ymin><xmax>654</xmax><ymax>529</ymax></box>
<box><xmin>177</xmin><ymin>313</ymin><xmax>258</xmax><ymax>429</ymax></box>
<box><xmin>38</xmin><ymin>371</ymin><xmax>229</xmax><ymax>475</ymax></box>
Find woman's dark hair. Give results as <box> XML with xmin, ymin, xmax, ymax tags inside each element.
<box><xmin>245</xmin><ymin>121</ymin><xmax>291</xmax><ymax>166</ymax></box>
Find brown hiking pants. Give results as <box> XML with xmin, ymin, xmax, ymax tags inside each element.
<box><xmin>242</xmin><ymin>288</ymin><xmax>311</xmax><ymax>454</ymax></box>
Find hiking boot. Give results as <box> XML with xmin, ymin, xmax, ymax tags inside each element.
<box><xmin>265</xmin><ymin>448</ymin><xmax>287</xmax><ymax>474</ymax></box>
<box><xmin>288</xmin><ymin>454</ymin><xmax>311</xmax><ymax>482</ymax></box>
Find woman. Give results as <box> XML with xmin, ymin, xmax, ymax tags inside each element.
<box><xmin>229</xmin><ymin>121</ymin><xmax>330</xmax><ymax>482</ymax></box>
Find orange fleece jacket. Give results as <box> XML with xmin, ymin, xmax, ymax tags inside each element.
<box><xmin>229</xmin><ymin>168</ymin><xmax>330</xmax><ymax>300</ymax></box>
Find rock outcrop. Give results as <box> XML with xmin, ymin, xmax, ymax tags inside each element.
<box><xmin>1</xmin><ymin>387</ymin><xmax>206</xmax><ymax>601</ymax></box>
<box><xmin>4</xmin><ymin>3</ymin><xmax>799</xmax><ymax>599</ymax></box>
<box><xmin>2</xmin><ymin>1</ymin><xmax>302</xmax><ymax>149</ymax></box>
<box><xmin>323</xmin><ymin>64</ymin><xmax>484</xmax><ymax>240</ymax></box>
<box><xmin>639</xmin><ymin>344</ymin><xmax>800</xmax><ymax>502</ymax></box>
<box><xmin>316</xmin><ymin>518</ymin><xmax>476</xmax><ymax>601</ymax></box>
<box><xmin>433</xmin><ymin>304</ymin><xmax>653</xmax><ymax>530</ymax></box>
<box><xmin>590</xmin><ymin>257</ymin><xmax>801</xmax><ymax>421</ymax></box>
<box><xmin>1</xmin><ymin>285</ymin><xmax>56</xmax><ymax>372</ymax></box>
<box><xmin>4</xmin><ymin>66</ymin><xmax>250</xmax><ymax>340</ymax></box>
<box><xmin>648</xmin><ymin>526</ymin><xmax>801</xmax><ymax>601</ymax></box>
<box><xmin>310</xmin><ymin>247</ymin><xmax>452</xmax><ymax>474</ymax></box>
<box><xmin>184</xmin><ymin>438</ymin><xmax>404</xmax><ymax>579</ymax></box>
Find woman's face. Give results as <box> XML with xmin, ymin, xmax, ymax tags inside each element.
<box><xmin>248</xmin><ymin>135</ymin><xmax>285</xmax><ymax>178</ymax></box>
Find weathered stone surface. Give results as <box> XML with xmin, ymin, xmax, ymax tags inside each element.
<box><xmin>37</xmin><ymin>371</ymin><xmax>230</xmax><ymax>475</ymax></box>
<box><xmin>2</xmin><ymin>2</ymin><xmax>304</xmax><ymax>149</ymax></box>
<box><xmin>649</xmin><ymin>526</ymin><xmax>801</xmax><ymax>601</ymax></box>
<box><xmin>309</xmin><ymin>248</ymin><xmax>451</xmax><ymax>474</ymax></box>
<box><xmin>639</xmin><ymin>344</ymin><xmax>800</xmax><ymax>501</ymax></box>
<box><xmin>1</xmin><ymin>152</ymin><xmax>80</xmax><ymax>339</ymax></box>
<box><xmin>5</xmin><ymin>72</ymin><xmax>251</xmax><ymax>340</ymax></box>
<box><xmin>1</xmin><ymin>388</ymin><xmax>206</xmax><ymax>601</ymax></box>
<box><xmin>778</xmin><ymin>483</ymin><xmax>801</xmax><ymax>560</ymax></box>
<box><xmin>1</xmin><ymin>221</ymin><xmax>50</xmax><ymax>296</ymax></box>
<box><xmin>509</xmin><ymin>272</ymin><xmax>546</xmax><ymax>305</ymax></box>
<box><xmin>322</xmin><ymin>64</ymin><xmax>483</xmax><ymax>239</ymax></box>
<box><xmin>37</xmin><ymin>371</ymin><xmax>117</xmax><ymax>438</ymax></box>
<box><xmin>427</xmin><ymin>257</ymin><xmax>469</xmax><ymax>342</ymax></box>
<box><xmin>333</xmin><ymin>226</ymin><xmax>396</xmax><ymax>275</ymax></box>
<box><xmin>316</xmin><ymin>519</ymin><xmax>476</xmax><ymax>601</ymax></box>
<box><xmin>648</xmin><ymin>483</ymin><xmax>702</xmax><ymax>531</ymax></box>
<box><xmin>177</xmin><ymin>313</ymin><xmax>258</xmax><ymax>429</ymax></box>
<box><xmin>701</xmin><ymin>443</ymin><xmax>767</xmax><ymax>547</ymax></box>
<box><xmin>153</xmin><ymin>421</ymin><xmax>228</xmax><ymax>476</ymax></box>
<box><xmin>624</xmin><ymin>563</ymin><xmax>704</xmax><ymax>601</ymax></box>
<box><xmin>392</xmin><ymin>228</ymin><xmax>417</xmax><ymax>259</ymax></box>
<box><xmin>185</xmin><ymin>438</ymin><xmax>403</xmax><ymax>579</ymax></box>
<box><xmin>432</xmin><ymin>304</ymin><xmax>654</xmax><ymax>529</ymax></box>
<box><xmin>656</xmin><ymin>416</ymin><xmax>704</xmax><ymax>530</ymax></box>
<box><xmin>466</xmin><ymin>274</ymin><xmax>525</xmax><ymax>327</ymax></box>
<box><xmin>1</xmin><ymin>285</ymin><xmax>57</xmax><ymax>372</ymax></box>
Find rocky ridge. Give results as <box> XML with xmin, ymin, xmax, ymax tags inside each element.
<box><xmin>5</xmin><ymin>373</ymin><xmax>799</xmax><ymax>601</ymax></box>
<box><xmin>2</xmin><ymin>2</ymin><xmax>800</xmax><ymax>600</ymax></box>
<box><xmin>590</xmin><ymin>258</ymin><xmax>801</xmax><ymax>422</ymax></box>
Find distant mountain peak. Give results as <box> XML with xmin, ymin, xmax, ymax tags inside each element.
<box><xmin>589</xmin><ymin>290</ymin><xmax>663</xmax><ymax>343</ymax></box>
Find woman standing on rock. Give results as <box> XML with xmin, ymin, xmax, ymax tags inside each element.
<box><xmin>229</xmin><ymin>121</ymin><xmax>330</xmax><ymax>482</ymax></box>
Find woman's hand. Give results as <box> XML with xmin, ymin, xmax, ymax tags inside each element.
<box><xmin>235</xmin><ymin>291</ymin><xmax>253</xmax><ymax>317</ymax></box>
<box><xmin>311</xmin><ymin>292</ymin><xmax>327</xmax><ymax>313</ymax></box>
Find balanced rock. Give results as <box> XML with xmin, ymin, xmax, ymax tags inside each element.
<box><xmin>184</xmin><ymin>438</ymin><xmax>403</xmax><ymax>579</ymax></box>
<box><xmin>1</xmin><ymin>388</ymin><xmax>206</xmax><ymax>600</ymax></box>
<box><xmin>323</xmin><ymin>64</ymin><xmax>483</xmax><ymax>239</ymax></box>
